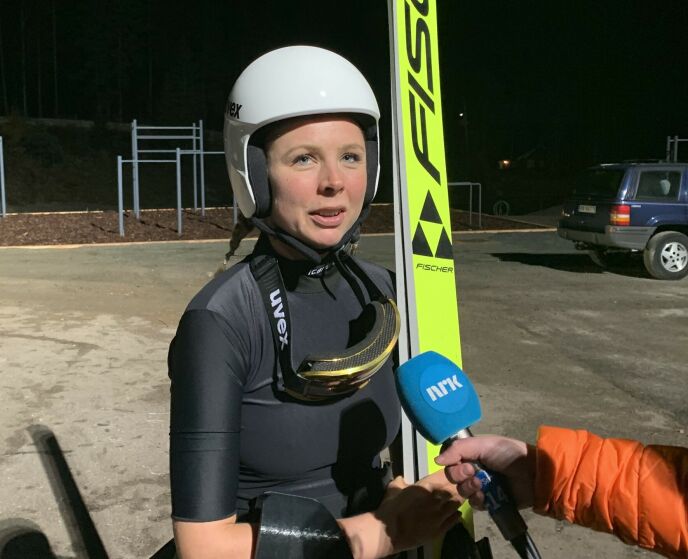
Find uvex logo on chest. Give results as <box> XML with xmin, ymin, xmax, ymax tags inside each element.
<box><xmin>269</xmin><ymin>289</ymin><xmax>289</xmax><ymax>349</ymax></box>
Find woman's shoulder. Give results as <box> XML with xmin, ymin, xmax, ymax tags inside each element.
<box><xmin>185</xmin><ymin>259</ymin><xmax>259</xmax><ymax>317</ymax></box>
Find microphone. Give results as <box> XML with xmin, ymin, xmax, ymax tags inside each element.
<box><xmin>396</xmin><ymin>351</ymin><xmax>541</xmax><ymax>559</ymax></box>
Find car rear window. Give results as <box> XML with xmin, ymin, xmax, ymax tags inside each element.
<box><xmin>634</xmin><ymin>170</ymin><xmax>682</xmax><ymax>200</ymax></box>
<box><xmin>572</xmin><ymin>169</ymin><xmax>625</xmax><ymax>198</ymax></box>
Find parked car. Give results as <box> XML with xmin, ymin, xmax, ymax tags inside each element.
<box><xmin>558</xmin><ymin>162</ymin><xmax>688</xmax><ymax>279</ymax></box>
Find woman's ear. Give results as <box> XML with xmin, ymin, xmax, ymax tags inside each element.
<box><xmin>247</xmin><ymin>145</ymin><xmax>271</xmax><ymax>217</ymax></box>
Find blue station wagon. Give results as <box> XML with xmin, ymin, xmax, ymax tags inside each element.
<box><xmin>558</xmin><ymin>162</ymin><xmax>688</xmax><ymax>279</ymax></box>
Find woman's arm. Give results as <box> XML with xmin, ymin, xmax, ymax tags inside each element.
<box><xmin>173</xmin><ymin>516</ymin><xmax>257</xmax><ymax>559</ymax></box>
<box><xmin>169</xmin><ymin>309</ymin><xmax>253</xmax><ymax>557</ymax></box>
<box><xmin>174</xmin><ymin>470</ymin><xmax>460</xmax><ymax>559</ymax></box>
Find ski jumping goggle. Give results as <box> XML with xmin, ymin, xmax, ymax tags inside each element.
<box><xmin>250</xmin><ymin>253</ymin><xmax>400</xmax><ymax>401</ymax></box>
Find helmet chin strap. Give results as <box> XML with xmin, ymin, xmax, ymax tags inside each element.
<box><xmin>250</xmin><ymin>205</ymin><xmax>370</xmax><ymax>264</ymax></box>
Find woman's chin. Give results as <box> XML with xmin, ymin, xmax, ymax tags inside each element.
<box><xmin>309</xmin><ymin>234</ymin><xmax>345</xmax><ymax>251</ymax></box>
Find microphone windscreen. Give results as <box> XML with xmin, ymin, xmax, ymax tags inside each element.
<box><xmin>396</xmin><ymin>351</ymin><xmax>482</xmax><ymax>444</ymax></box>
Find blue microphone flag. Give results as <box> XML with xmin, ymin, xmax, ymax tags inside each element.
<box><xmin>396</xmin><ymin>351</ymin><xmax>482</xmax><ymax>444</ymax></box>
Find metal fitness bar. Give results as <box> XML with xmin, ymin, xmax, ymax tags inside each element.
<box><xmin>138</xmin><ymin>149</ymin><xmax>186</xmax><ymax>153</ymax></box>
<box><xmin>0</xmin><ymin>136</ymin><xmax>6</xmax><ymax>218</ymax></box>
<box><xmin>175</xmin><ymin>148</ymin><xmax>206</xmax><ymax>234</ymax></box>
<box><xmin>666</xmin><ymin>135</ymin><xmax>687</xmax><ymax>162</ymax></box>
<box><xmin>193</xmin><ymin>124</ymin><xmax>199</xmax><ymax>212</ymax></box>
<box><xmin>176</xmin><ymin>148</ymin><xmax>183</xmax><ymax>235</ymax></box>
<box><xmin>130</xmin><ymin>119</ymin><xmax>202</xmax><ymax>219</ymax></box>
<box><xmin>199</xmin><ymin>120</ymin><xmax>205</xmax><ymax>216</ymax></box>
<box><xmin>448</xmin><ymin>182</ymin><xmax>482</xmax><ymax>228</ymax></box>
<box><xmin>131</xmin><ymin>120</ymin><xmax>140</xmax><ymax>217</ymax></box>
<box><xmin>116</xmin><ymin>148</ymin><xmax>225</xmax><ymax>237</ymax></box>
<box><xmin>133</xmin><ymin>160</ymin><xmax>182</xmax><ymax>163</ymax></box>
<box><xmin>136</xmin><ymin>125</ymin><xmax>197</xmax><ymax>130</ymax></box>
<box><xmin>136</xmin><ymin>135</ymin><xmax>198</xmax><ymax>140</ymax></box>
<box><xmin>119</xmin><ymin>119</ymin><xmax>233</xmax><ymax>238</ymax></box>
<box><xmin>117</xmin><ymin>156</ymin><xmax>124</xmax><ymax>236</ymax></box>
<box><xmin>117</xmin><ymin>156</ymin><xmax>178</xmax><ymax>237</ymax></box>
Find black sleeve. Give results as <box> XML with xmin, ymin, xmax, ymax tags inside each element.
<box><xmin>168</xmin><ymin>309</ymin><xmax>249</xmax><ymax>521</ymax></box>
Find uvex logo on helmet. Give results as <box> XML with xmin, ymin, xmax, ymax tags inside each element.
<box><xmin>228</xmin><ymin>102</ymin><xmax>242</xmax><ymax>119</ymax></box>
<box><xmin>269</xmin><ymin>289</ymin><xmax>289</xmax><ymax>349</ymax></box>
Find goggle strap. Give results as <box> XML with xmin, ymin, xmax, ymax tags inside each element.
<box><xmin>249</xmin><ymin>253</ymin><xmax>392</xmax><ymax>400</ymax></box>
<box><xmin>338</xmin><ymin>253</ymin><xmax>386</xmax><ymax>302</ymax></box>
<box><xmin>249</xmin><ymin>255</ymin><xmax>303</xmax><ymax>396</ymax></box>
<box><xmin>333</xmin><ymin>252</ymin><xmax>367</xmax><ymax>307</ymax></box>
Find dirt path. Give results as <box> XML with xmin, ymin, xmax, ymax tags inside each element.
<box><xmin>2</xmin><ymin>232</ymin><xmax>682</xmax><ymax>558</ymax></box>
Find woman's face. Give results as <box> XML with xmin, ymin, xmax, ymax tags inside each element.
<box><xmin>266</xmin><ymin>116</ymin><xmax>368</xmax><ymax>252</ymax></box>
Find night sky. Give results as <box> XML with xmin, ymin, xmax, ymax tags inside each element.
<box><xmin>1</xmin><ymin>0</ymin><xmax>687</xmax><ymax>188</ymax></box>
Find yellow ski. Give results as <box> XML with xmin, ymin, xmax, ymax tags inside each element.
<box><xmin>387</xmin><ymin>0</ymin><xmax>471</xmax><ymax>556</ymax></box>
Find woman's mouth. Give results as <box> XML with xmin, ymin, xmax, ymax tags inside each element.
<box><xmin>310</xmin><ymin>208</ymin><xmax>346</xmax><ymax>227</ymax></box>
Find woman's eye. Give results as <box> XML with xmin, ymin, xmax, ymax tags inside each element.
<box><xmin>293</xmin><ymin>154</ymin><xmax>312</xmax><ymax>165</ymax></box>
<box><xmin>343</xmin><ymin>153</ymin><xmax>361</xmax><ymax>163</ymax></box>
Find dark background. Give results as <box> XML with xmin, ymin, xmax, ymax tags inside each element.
<box><xmin>0</xmin><ymin>0</ymin><xmax>686</xmax><ymax>211</ymax></box>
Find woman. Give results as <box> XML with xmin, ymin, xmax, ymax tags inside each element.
<box><xmin>168</xmin><ymin>46</ymin><xmax>461</xmax><ymax>559</ymax></box>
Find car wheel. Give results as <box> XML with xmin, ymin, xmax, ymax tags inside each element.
<box><xmin>643</xmin><ymin>231</ymin><xmax>688</xmax><ymax>280</ymax></box>
<box><xmin>589</xmin><ymin>248</ymin><xmax>611</xmax><ymax>268</ymax></box>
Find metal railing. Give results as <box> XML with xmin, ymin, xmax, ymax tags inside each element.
<box><xmin>130</xmin><ymin>119</ymin><xmax>225</xmax><ymax>218</ymax></box>
<box><xmin>666</xmin><ymin>135</ymin><xmax>687</xmax><ymax>162</ymax></box>
<box><xmin>117</xmin><ymin>119</ymin><xmax>225</xmax><ymax>237</ymax></box>
<box><xmin>0</xmin><ymin>136</ymin><xmax>5</xmax><ymax>218</ymax></box>
<box><xmin>447</xmin><ymin>181</ymin><xmax>482</xmax><ymax>228</ymax></box>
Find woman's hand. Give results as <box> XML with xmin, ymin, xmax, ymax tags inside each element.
<box><xmin>339</xmin><ymin>470</ymin><xmax>462</xmax><ymax>559</ymax></box>
<box><xmin>435</xmin><ymin>435</ymin><xmax>536</xmax><ymax>510</ymax></box>
<box><xmin>379</xmin><ymin>470</ymin><xmax>463</xmax><ymax>552</ymax></box>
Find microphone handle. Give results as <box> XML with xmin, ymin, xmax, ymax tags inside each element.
<box><xmin>448</xmin><ymin>428</ymin><xmax>529</xmax><ymax>543</ymax></box>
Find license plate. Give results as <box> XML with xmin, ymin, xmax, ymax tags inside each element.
<box><xmin>578</xmin><ymin>204</ymin><xmax>596</xmax><ymax>214</ymax></box>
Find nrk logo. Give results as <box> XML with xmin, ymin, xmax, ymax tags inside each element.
<box><xmin>425</xmin><ymin>373</ymin><xmax>463</xmax><ymax>402</ymax></box>
<box><xmin>412</xmin><ymin>191</ymin><xmax>453</xmax><ymax>260</ymax></box>
<box><xmin>269</xmin><ymin>289</ymin><xmax>289</xmax><ymax>349</ymax></box>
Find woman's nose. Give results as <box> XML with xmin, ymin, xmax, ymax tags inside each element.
<box><xmin>318</xmin><ymin>160</ymin><xmax>345</xmax><ymax>195</ymax></box>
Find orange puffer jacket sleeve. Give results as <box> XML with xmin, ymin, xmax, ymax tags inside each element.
<box><xmin>533</xmin><ymin>426</ymin><xmax>688</xmax><ymax>559</ymax></box>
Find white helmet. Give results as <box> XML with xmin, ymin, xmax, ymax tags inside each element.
<box><xmin>224</xmin><ymin>45</ymin><xmax>381</xmax><ymax>219</ymax></box>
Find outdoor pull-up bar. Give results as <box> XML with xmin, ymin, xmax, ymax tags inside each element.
<box><xmin>117</xmin><ymin>119</ymin><xmax>227</xmax><ymax>238</ymax></box>
<box><xmin>448</xmin><ymin>181</ymin><xmax>482</xmax><ymax>228</ymax></box>
<box><xmin>129</xmin><ymin>119</ymin><xmax>223</xmax><ymax>219</ymax></box>
<box><xmin>0</xmin><ymin>136</ymin><xmax>7</xmax><ymax>217</ymax></box>
<box><xmin>0</xmin><ymin>136</ymin><xmax>6</xmax><ymax>218</ymax></box>
<box><xmin>117</xmin><ymin>146</ymin><xmax>225</xmax><ymax>237</ymax></box>
<box><xmin>666</xmin><ymin>135</ymin><xmax>687</xmax><ymax>162</ymax></box>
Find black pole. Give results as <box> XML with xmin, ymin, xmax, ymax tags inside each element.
<box><xmin>28</xmin><ymin>425</ymin><xmax>109</xmax><ymax>559</ymax></box>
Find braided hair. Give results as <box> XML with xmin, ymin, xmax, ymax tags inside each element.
<box><xmin>215</xmin><ymin>212</ymin><xmax>255</xmax><ymax>276</ymax></box>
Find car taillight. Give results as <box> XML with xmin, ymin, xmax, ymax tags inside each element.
<box><xmin>610</xmin><ymin>204</ymin><xmax>630</xmax><ymax>226</ymax></box>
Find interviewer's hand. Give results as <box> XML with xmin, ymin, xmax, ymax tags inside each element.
<box><xmin>435</xmin><ymin>436</ymin><xmax>536</xmax><ymax>510</ymax></box>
